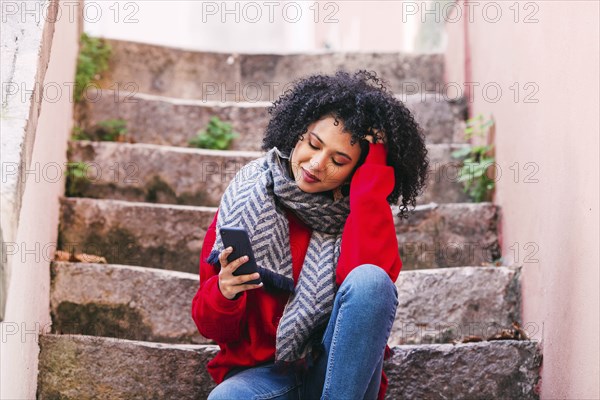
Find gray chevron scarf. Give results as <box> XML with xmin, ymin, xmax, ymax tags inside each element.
<box><xmin>206</xmin><ymin>146</ymin><xmax>351</xmax><ymax>374</ymax></box>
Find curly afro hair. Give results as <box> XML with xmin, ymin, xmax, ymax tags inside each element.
<box><xmin>261</xmin><ymin>70</ymin><xmax>429</xmax><ymax>219</ymax></box>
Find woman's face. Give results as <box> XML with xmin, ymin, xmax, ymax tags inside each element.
<box><xmin>290</xmin><ymin>116</ymin><xmax>362</xmax><ymax>194</ymax></box>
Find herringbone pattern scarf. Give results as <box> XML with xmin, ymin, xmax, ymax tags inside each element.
<box><xmin>206</xmin><ymin>146</ymin><xmax>351</xmax><ymax>372</ymax></box>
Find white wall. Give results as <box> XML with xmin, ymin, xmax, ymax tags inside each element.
<box><xmin>84</xmin><ymin>0</ymin><xmax>314</xmax><ymax>53</ymax></box>
<box><xmin>83</xmin><ymin>0</ymin><xmax>440</xmax><ymax>54</ymax></box>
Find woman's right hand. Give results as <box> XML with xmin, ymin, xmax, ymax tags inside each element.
<box><xmin>364</xmin><ymin>128</ymin><xmax>387</xmax><ymax>145</ymax></box>
<box><xmin>217</xmin><ymin>246</ymin><xmax>263</xmax><ymax>300</ymax></box>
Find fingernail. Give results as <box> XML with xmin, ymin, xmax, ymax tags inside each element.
<box><xmin>227</xmin><ymin>247</ymin><xmax>232</xmax><ymax>251</ymax></box>
<box><xmin>243</xmin><ymin>256</ymin><xmax>249</xmax><ymax>261</ymax></box>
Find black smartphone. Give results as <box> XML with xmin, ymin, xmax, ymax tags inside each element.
<box><xmin>219</xmin><ymin>226</ymin><xmax>262</xmax><ymax>285</ymax></box>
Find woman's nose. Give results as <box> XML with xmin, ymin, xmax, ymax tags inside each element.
<box><xmin>309</xmin><ymin>153</ymin><xmax>327</xmax><ymax>171</ymax></box>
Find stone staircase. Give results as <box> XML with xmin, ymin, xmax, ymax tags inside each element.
<box><xmin>37</xmin><ymin>39</ymin><xmax>542</xmax><ymax>399</ymax></box>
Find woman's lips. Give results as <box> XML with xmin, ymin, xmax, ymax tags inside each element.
<box><xmin>301</xmin><ymin>168</ymin><xmax>320</xmax><ymax>183</ymax></box>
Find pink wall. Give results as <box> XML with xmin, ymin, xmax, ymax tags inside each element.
<box><xmin>0</xmin><ymin>6</ymin><xmax>79</xmax><ymax>399</ymax></box>
<box><xmin>314</xmin><ymin>1</ymin><xmax>413</xmax><ymax>51</ymax></box>
<box><xmin>445</xmin><ymin>1</ymin><xmax>599</xmax><ymax>398</ymax></box>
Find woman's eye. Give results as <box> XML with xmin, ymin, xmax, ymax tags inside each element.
<box><xmin>309</xmin><ymin>142</ymin><xmax>344</xmax><ymax>166</ymax></box>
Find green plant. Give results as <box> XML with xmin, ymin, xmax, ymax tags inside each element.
<box><xmin>71</xmin><ymin>125</ymin><xmax>91</xmax><ymax>140</ymax></box>
<box><xmin>451</xmin><ymin>114</ymin><xmax>495</xmax><ymax>202</ymax></box>
<box><xmin>71</xmin><ymin>119</ymin><xmax>128</xmax><ymax>142</ymax></box>
<box><xmin>188</xmin><ymin>116</ymin><xmax>239</xmax><ymax>150</ymax></box>
<box><xmin>64</xmin><ymin>161</ymin><xmax>91</xmax><ymax>197</ymax></box>
<box><xmin>95</xmin><ymin>119</ymin><xmax>128</xmax><ymax>141</ymax></box>
<box><xmin>74</xmin><ymin>32</ymin><xmax>112</xmax><ymax>103</ymax></box>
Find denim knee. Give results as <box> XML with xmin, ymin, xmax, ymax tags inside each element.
<box><xmin>207</xmin><ymin>384</ymin><xmax>237</xmax><ymax>400</ymax></box>
<box><xmin>341</xmin><ymin>264</ymin><xmax>398</xmax><ymax>304</ymax></box>
<box><xmin>208</xmin><ymin>377</ymin><xmax>253</xmax><ymax>400</ymax></box>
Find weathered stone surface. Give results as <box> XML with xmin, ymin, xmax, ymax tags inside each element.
<box><xmin>50</xmin><ymin>261</ymin><xmax>207</xmax><ymax>344</ymax></box>
<box><xmin>67</xmin><ymin>141</ymin><xmax>259</xmax><ymax>207</ymax></box>
<box><xmin>97</xmin><ymin>38</ymin><xmax>445</xmax><ymax>101</ymax></box>
<box><xmin>404</xmin><ymin>93</ymin><xmax>468</xmax><ymax>144</ymax></box>
<box><xmin>81</xmin><ymin>91</ymin><xmax>467</xmax><ymax>149</ymax></box>
<box><xmin>394</xmin><ymin>202</ymin><xmax>501</xmax><ymax>270</ymax></box>
<box><xmin>37</xmin><ymin>334</ymin><xmax>541</xmax><ymax>399</ymax></box>
<box><xmin>49</xmin><ymin>261</ymin><xmax>520</xmax><ymax>346</ymax></box>
<box><xmin>58</xmin><ymin>198</ymin><xmax>213</xmax><ymax>274</ymax></box>
<box><xmin>59</xmin><ymin>198</ymin><xmax>499</xmax><ymax>272</ymax></box>
<box><xmin>66</xmin><ymin>140</ymin><xmax>470</xmax><ymax>206</ymax></box>
<box><xmin>420</xmin><ymin>143</ymin><xmax>471</xmax><ymax>204</ymax></box>
<box><xmin>391</xmin><ymin>266</ymin><xmax>521</xmax><ymax>345</ymax></box>
<box><xmin>37</xmin><ymin>334</ymin><xmax>214</xmax><ymax>400</ymax></box>
<box><xmin>81</xmin><ymin>93</ymin><xmax>271</xmax><ymax>151</ymax></box>
<box><xmin>384</xmin><ymin>340</ymin><xmax>542</xmax><ymax>399</ymax></box>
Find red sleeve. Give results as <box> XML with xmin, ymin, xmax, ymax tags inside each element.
<box><xmin>191</xmin><ymin>208</ymin><xmax>248</xmax><ymax>343</ymax></box>
<box><xmin>335</xmin><ymin>142</ymin><xmax>403</xmax><ymax>287</ymax></box>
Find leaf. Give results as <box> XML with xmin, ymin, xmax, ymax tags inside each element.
<box><xmin>189</xmin><ymin>116</ymin><xmax>238</xmax><ymax>149</ymax></box>
<box><xmin>451</xmin><ymin>147</ymin><xmax>471</xmax><ymax>159</ymax></box>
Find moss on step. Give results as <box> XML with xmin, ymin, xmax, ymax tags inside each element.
<box><xmin>58</xmin><ymin>227</ymin><xmax>141</xmax><ymax>267</ymax></box>
<box><xmin>145</xmin><ymin>176</ymin><xmax>208</xmax><ymax>206</ymax></box>
<box><xmin>52</xmin><ymin>301</ymin><xmax>153</xmax><ymax>341</ymax></box>
<box><xmin>66</xmin><ymin>174</ymin><xmax>211</xmax><ymax>206</ymax></box>
<box><xmin>58</xmin><ymin>225</ymin><xmax>198</xmax><ymax>273</ymax></box>
<box><xmin>84</xmin><ymin>227</ymin><xmax>139</xmax><ymax>266</ymax></box>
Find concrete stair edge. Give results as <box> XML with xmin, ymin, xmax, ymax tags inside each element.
<box><xmin>65</xmin><ymin>140</ymin><xmax>472</xmax><ymax>207</ymax></box>
<box><xmin>37</xmin><ymin>333</ymin><xmax>542</xmax><ymax>400</ymax></box>
<box><xmin>49</xmin><ymin>260</ymin><xmax>521</xmax><ymax>345</ymax></box>
<box><xmin>58</xmin><ymin>196</ymin><xmax>500</xmax><ymax>273</ymax></box>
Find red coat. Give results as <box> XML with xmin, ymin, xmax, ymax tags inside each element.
<box><xmin>192</xmin><ymin>143</ymin><xmax>402</xmax><ymax>400</ymax></box>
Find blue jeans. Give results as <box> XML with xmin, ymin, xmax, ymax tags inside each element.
<box><xmin>207</xmin><ymin>264</ymin><xmax>399</xmax><ymax>400</ymax></box>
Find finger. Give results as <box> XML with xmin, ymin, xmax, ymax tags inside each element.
<box><xmin>218</xmin><ymin>248</ymin><xmax>228</xmax><ymax>264</ymax></box>
<box><xmin>219</xmin><ymin>247</ymin><xmax>234</xmax><ymax>266</ymax></box>
<box><xmin>235</xmin><ymin>272</ymin><xmax>261</xmax><ymax>285</ymax></box>
<box><xmin>228</xmin><ymin>255</ymin><xmax>250</xmax><ymax>273</ymax></box>
<box><xmin>236</xmin><ymin>282</ymin><xmax>264</xmax><ymax>292</ymax></box>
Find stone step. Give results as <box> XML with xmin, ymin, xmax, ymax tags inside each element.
<box><xmin>80</xmin><ymin>90</ymin><xmax>467</xmax><ymax>148</ymax></box>
<box><xmin>97</xmin><ymin>38</ymin><xmax>446</xmax><ymax>102</ymax></box>
<box><xmin>66</xmin><ymin>140</ymin><xmax>471</xmax><ymax>206</ymax></box>
<box><xmin>49</xmin><ymin>261</ymin><xmax>206</xmax><ymax>345</ymax></box>
<box><xmin>37</xmin><ymin>334</ymin><xmax>541</xmax><ymax>399</ymax></box>
<box><xmin>50</xmin><ymin>261</ymin><xmax>521</xmax><ymax>345</ymax></box>
<box><xmin>58</xmin><ymin>198</ymin><xmax>500</xmax><ymax>273</ymax></box>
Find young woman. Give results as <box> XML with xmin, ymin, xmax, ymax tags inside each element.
<box><xmin>192</xmin><ymin>70</ymin><xmax>429</xmax><ymax>399</ymax></box>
